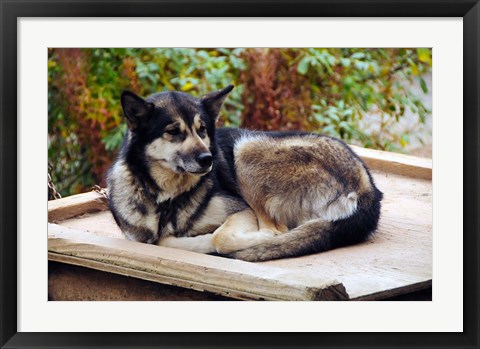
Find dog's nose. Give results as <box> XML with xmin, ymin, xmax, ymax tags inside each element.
<box><xmin>197</xmin><ymin>153</ymin><xmax>213</xmax><ymax>168</ymax></box>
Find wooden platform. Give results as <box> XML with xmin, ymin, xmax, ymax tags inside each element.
<box><xmin>48</xmin><ymin>146</ymin><xmax>432</xmax><ymax>301</ymax></box>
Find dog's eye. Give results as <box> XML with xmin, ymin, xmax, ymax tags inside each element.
<box><xmin>166</xmin><ymin>128</ymin><xmax>180</xmax><ymax>136</ymax></box>
<box><xmin>198</xmin><ymin>125</ymin><xmax>206</xmax><ymax>134</ymax></box>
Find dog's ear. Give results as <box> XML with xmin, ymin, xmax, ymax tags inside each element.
<box><xmin>200</xmin><ymin>85</ymin><xmax>234</xmax><ymax>120</ymax></box>
<box><xmin>121</xmin><ymin>91</ymin><xmax>154</xmax><ymax>131</ymax></box>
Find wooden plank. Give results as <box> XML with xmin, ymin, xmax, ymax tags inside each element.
<box><xmin>55</xmin><ymin>210</ymin><xmax>121</xmax><ymax>239</ymax></box>
<box><xmin>353</xmin><ymin>280</ymin><xmax>432</xmax><ymax>301</ymax></box>
<box><xmin>52</xmin><ymin>170</ymin><xmax>432</xmax><ymax>300</ymax></box>
<box><xmin>49</xmin><ymin>261</ymin><xmax>231</xmax><ymax>301</ymax></box>
<box><xmin>48</xmin><ymin>224</ymin><xmax>348</xmax><ymax>301</ymax></box>
<box><xmin>48</xmin><ymin>261</ymin><xmax>431</xmax><ymax>301</ymax></box>
<box><xmin>350</xmin><ymin>145</ymin><xmax>432</xmax><ymax>180</ymax></box>
<box><xmin>48</xmin><ymin>191</ymin><xmax>108</xmax><ymax>222</ymax></box>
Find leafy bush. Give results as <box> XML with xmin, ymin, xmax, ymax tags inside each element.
<box><xmin>241</xmin><ymin>48</ymin><xmax>431</xmax><ymax>149</ymax></box>
<box><xmin>48</xmin><ymin>48</ymin><xmax>431</xmax><ymax>197</ymax></box>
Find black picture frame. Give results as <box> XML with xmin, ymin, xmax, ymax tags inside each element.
<box><xmin>1</xmin><ymin>1</ymin><xmax>479</xmax><ymax>348</ymax></box>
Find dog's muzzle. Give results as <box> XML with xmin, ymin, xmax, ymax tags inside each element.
<box><xmin>177</xmin><ymin>152</ymin><xmax>213</xmax><ymax>175</ymax></box>
<box><xmin>196</xmin><ymin>152</ymin><xmax>213</xmax><ymax>169</ymax></box>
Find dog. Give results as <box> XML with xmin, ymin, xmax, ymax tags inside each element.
<box><xmin>107</xmin><ymin>85</ymin><xmax>383</xmax><ymax>262</ymax></box>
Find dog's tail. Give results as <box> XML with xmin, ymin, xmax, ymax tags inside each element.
<box><xmin>226</xmin><ymin>189</ymin><xmax>383</xmax><ymax>262</ymax></box>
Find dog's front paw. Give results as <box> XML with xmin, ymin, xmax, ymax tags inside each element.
<box><xmin>212</xmin><ymin>230</ymin><xmax>242</xmax><ymax>254</ymax></box>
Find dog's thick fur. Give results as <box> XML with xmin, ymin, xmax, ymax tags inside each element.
<box><xmin>107</xmin><ymin>86</ymin><xmax>383</xmax><ymax>262</ymax></box>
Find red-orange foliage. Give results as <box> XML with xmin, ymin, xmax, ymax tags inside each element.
<box><xmin>53</xmin><ymin>49</ymin><xmax>111</xmax><ymax>186</ymax></box>
<box><xmin>121</xmin><ymin>57</ymin><xmax>141</xmax><ymax>94</ymax></box>
<box><xmin>240</xmin><ymin>49</ymin><xmax>316</xmax><ymax>131</ymax></box>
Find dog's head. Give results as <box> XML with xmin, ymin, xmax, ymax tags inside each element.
<box><xmin>120</xmin><ymin>85</ymin><xmax>233</xmax><ymax>176</ymax></box>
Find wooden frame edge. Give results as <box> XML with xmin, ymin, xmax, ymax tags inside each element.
<box><xmin>2</xmin><ymin>0</ymin><xmax>477</xmax><ymax>348</ymax></box>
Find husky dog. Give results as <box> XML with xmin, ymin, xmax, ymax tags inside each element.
<box><xmin>107</xmin><ymin>85</ymin><xmax>383</xmax><ymax>262</ymax></box>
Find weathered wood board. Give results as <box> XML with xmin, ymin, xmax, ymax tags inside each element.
<box><xmin>49</xmin><ymin>261</ymin><xmax>234</xmax><ymax>301</ymax></box>
<box><xmin>48</xmin><ymin>147</ymin><xmax>432</xmax><ymax>301</ymax></box>
<box><xmin>48</xmin><ymin>191</ymin><xmax>108</xmax><ymax>223</ymax></box>
<box><xmin>351</xmin><ymin>145</ymin><xmax>432</xmax><ymax>180</ymax></box>
<box><xmin>49</xmin><ymin>224</ymin><xmax>348</xmax><ymax>301</ymax></box>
